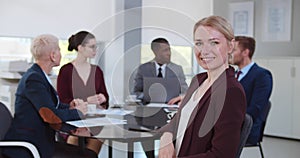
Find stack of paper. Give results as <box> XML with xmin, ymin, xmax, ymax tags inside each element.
<box><xmin>146</xmin><ymin>103</ymin><xmax>179</xmax><ymax>108</ymax></box>
<box><xmin>66</xmin><ymin>117</ymin><xmax>127</xmax><ymax>127</ymax></box>
<box><xmin>87</xmin><ymin>109</ymin><xmax>134</xmax><ymax>116</ymax></box>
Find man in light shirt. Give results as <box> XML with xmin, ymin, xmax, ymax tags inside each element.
<box><xmin>229</xmin><ymin>36</ymin><xmax>273</xmax><ymax>145</ymax></box>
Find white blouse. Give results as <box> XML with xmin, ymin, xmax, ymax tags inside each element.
<box><xmin>175</xmin><ymin>87</ymin><xmax>202</xmax><ymax>155</ymax></box>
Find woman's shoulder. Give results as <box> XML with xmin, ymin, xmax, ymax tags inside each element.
<box><xmin>91</xmin><ymin>64</ymin><xmax>102</xmax><ymax>70</ymax></box>
<box><xmin>60</xmin><ymin>62</ymin><xmax>73</xmax><ymax>70</ymax></box>
<box><xmin>58</xmin><ymin>63</ymin><xmax>73</xmax><ymax>77</ymax></box>
<box><xmin>90</xmin><ymin>64</ymin><xmax>104</xmax><ymax>75</ymax></box>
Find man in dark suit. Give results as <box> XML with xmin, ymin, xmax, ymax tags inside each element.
<box><xmin>133</xmin><ymin>37</ymin><xmax>188</xmax><ymax>105</ymax></box>
<box><xmin>132</xmin><ymin>38</ymin><xmax>188</xmax><ymax>157</ymax></box>
<box><xmin>229</xmin><ymin>36</ymin><xmax>273</xmax><ymax>144</ymax></box>
<box><xmin>2</xmin><ymin>34</ymin><xmax>97</xmax><ymax>158</ymax></box>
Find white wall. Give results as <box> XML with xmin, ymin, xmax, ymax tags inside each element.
<box><xmin>0</xmin><ymin>0</ymin><xmax>114</xmax><ymax>40</ymax></box>
<box><xmin>142</xmin><ymin>0</ymin><xmax>213</xmax><ymax>46</ymax></box>
<box><xmin>0</xmin><ymin>0</ymin><xmax>213</xmax><ymax>104</ymax></box>
<box><xmin>213</xmin><ymin>0</ymin><xmax>300</xmax><ymax>57</ymax></box>
<box><xmin>101</xmin><ymin>0</ymin><xmax>213</xmax><ymax>102</ymax></box>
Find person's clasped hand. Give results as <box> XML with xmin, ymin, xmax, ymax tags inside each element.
<box><xmin>72</xmin><ymin>98</ymin><xmax>88</xmax><ymax>115</ymax></box>
<box><xmin>87</xmin><ymin>93</ymin><xmax>106</xmax><ymax>105</ymax></box>
<box><xmin>71</xmin><ymin>127</ymin><xmax>91</xmax><ymax>137</ymax></box>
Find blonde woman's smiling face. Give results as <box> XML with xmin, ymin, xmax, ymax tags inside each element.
<box><xmin>194</xmin><ymin>26</ymin><xmax>232</xmax><ymax>71</ymax></box>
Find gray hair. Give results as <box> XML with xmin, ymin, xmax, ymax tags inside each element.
<box><xmin>31</xmin><ymin>34</ymin><xmax>59</xmax><ymax>60</ymax></box>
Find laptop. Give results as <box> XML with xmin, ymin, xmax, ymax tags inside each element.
<box><xmin>143</xmin><ymin>77</ymin><xmax>181</xmax><ymax>104</ymax></box>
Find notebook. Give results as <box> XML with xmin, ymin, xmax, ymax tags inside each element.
<box><xmin>143</xmin><ymin>77</ymin><xmax>181</xmax><ymax>104</ymax></box>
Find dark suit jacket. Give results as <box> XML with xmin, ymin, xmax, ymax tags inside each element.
<box><xmin>240</xmin><ymin>63</ymin><xmax>273</xmax><ymax>144</ymax></box>
<box><xmin>133</xmin><ymin>61</ymin><xmax>188</xmax><ymax>102</ymax></box>
<box><xmin>160</xmin><ymin>67</ymin><xmax>246</xmax><ymax>157</ymax></box>
<box><xmin>3</xmin><ymin>64</ymin><xmax>84</xmax><ymax>158</ymax></box>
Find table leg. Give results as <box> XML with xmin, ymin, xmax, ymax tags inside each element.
<box><xmin>144</xmin><ymin>139</ymin><xmax>155</xmax><ymax>158</ymax></box>
<box><xmin>128</xmin><ymin>142</ymin><xmax>134</xmax><ymax>158</ymax></box>
<box><xmin>78</xmin><ymin>137</ymin><xmax>86</xmax><ymax>154</ymax></box>
<box><xmin>108</xmin><ymin>140</ymin><xmax>113</xmax><ymax>158</ymax></box>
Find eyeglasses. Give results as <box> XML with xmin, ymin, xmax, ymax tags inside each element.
<box><xmin>85</xmin><ymin>45</ymin><xmax>98</xmax><ymax>50</ymax></box>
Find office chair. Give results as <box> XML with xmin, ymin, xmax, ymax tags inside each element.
<box><xmin>236</xmin><ymin>114</ymin><xmax>253</xmax><ymax>158</ymax></box>
<box><xmin>245</xmin><ymin>101</ymin><xmax>271</xmax><ymax>158</ymax></box>
<box><xmin>0</xmin><ymin>102</ymin><xmax>40</xmax><ymax>158</ymax></box>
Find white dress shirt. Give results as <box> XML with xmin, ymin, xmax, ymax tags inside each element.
<box><xmin>237</xmin><ymin>61</ymin><xmax>254</xmax><ymax>81</ymax></box>
<box><xmin>155</xmin><ymin>62</ymin><xmax>167</xmax><ymax>78</ymax></box>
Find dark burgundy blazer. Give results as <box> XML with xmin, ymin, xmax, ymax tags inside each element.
<box><xmin>161</xmin><ymin>67</ymin><xmax>246</xmax><ymax>158</ymax></box>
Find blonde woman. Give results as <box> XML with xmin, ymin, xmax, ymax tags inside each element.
<box><xmin>159</xmin><ymin>16</ymin><xmax>246</xmax><ymax>157</ymax></box>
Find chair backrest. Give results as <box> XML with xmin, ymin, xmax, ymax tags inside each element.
<box><xmin>236</xmin><ymin>114</ymin><xmax>253</xmax><ymax>158</ymax></box>
<box><xmin>259</xmin><ymin>101</ymin><xmax>271</xmax><ymax>142</ymax></box>
<box><xmin>0</xmin><ymin>102</ymin><xmax>13</xmax><ymax>140</ymax></box>
<box><xmin>0</xmin><ymin>102</ymin><xmax>41</xmax><ymax>158</ymax></box>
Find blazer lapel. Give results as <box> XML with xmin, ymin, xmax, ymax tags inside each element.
<box><xmin>165</xmin><ymin>65</ymin><xmax>174</xmax><ymax>78</ymax></box>
<box><xmin>178</xmin><ymin>69</ymin><xmax>230</xmax><ymax>155</ymax></box>
<box><xmin>240</xmin><ymin>63</ymin><xmax>257</xmax><ymax>82</ymax></box>
<box><xmin>177</xmin><ymin>73</ymin><xmax>211</xmax><ymax>154</ymax></box>
<box><xmin>151</xmin><ymin>62</ymin><xmax>157</xmax><ymax>77</ymax></box>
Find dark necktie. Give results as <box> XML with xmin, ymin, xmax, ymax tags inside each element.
<box><xmin>236</xmin><ymin>70</ymin><xmax>242</xmax><ymax>80</ymax></box>
<box><xmin>157</xmin><ymin>67</ymin><xmax>163</xmax><ymax>78</ymax></box>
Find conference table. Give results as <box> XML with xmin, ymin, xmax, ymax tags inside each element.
<box><xmin>51</xmin><ymin>104</ymin><xmax>178</xmax><ymax>158</ymax></box>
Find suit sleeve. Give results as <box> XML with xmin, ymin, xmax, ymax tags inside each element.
<box><xmin>177</xmin><ymin>65</ymin><xmax>188</xmax><ymax>94</ymax></box>
<box><xmin>247</xmin><ymin>70</ymin><xmax>273</xmax><ymax>119</ymax></box>
<box><xmin>58</xmin><ymin>103</ymin><xmax>70</xmax><ymax>109</ymax></box>
<box><xmin>133</xmin><ymin>66</ymin><xmax>144</xmax><ymax>99</ymax></box>
<box><xmin>25</xmin><ymin>73</ymin><xmax>83</xmax><ymax>123</ymax></box>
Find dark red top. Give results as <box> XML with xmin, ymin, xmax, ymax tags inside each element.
<box><xmin>57</xmin><ymin>63</ymin><xmax>109</xmax><ymax>107</ymax></box>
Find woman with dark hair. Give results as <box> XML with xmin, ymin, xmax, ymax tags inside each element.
<box><xmin>57</xmin><ymin>31</ymin><xmax>109</xmax><ymax>154</ymax></box>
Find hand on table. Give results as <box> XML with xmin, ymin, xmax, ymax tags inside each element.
<box><xmin>167</xmin><ymin>95</ymin><xmax>184</xmax><ymax>106</ymax></box>
<box><xmin>87</xmin><ymin>93</ymin><xmax>107</xmax><ymax>105</ymax></box>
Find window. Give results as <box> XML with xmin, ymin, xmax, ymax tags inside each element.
<box><xmin>52</xmin><ymin>40</ymin><xmax>77</xmax><ymax>75</ymax></box>
<box><xmin>0</xmin><ymin>37</ymin><xmax>32</xmax><ymax>62</ymax></box>
<box><xmin>0</xmin><ymin>37</ymin><xmax>76</xmax><ymax>75</ymax></box>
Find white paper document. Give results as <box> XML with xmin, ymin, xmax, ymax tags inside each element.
<box><xmin>146</xmin><ymin>103</ymin><xmax>179</xmax><ymax>108</ymax></box>
<box><xmin>87</xmin><ymin>109</ymin><xmax>134</xmax><ymax>116</ymax></box>
<box><xmin>66</xmin><ymin>117</ymin><xmax>127</xmax><ymax>127</ymax></box>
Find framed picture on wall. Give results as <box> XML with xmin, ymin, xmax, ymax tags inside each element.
<box><xmin>229</xmin><ymin>1</ymin><xmax>254</xmax><ymax>37</ymax></box>
<box><xmin>261</xmin><ymin>0</ymin><xmax>292</xmax><ymax>42</ymax></box>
